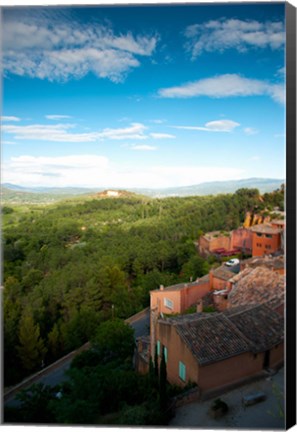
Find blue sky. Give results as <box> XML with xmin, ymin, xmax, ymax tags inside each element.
<box><xmin>1</xmin><ymin>2</ymin><xmax>286</xmax><ymax>188</ymax></box>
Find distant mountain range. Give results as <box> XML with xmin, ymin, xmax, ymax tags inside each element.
<box><xmin>1</xmin><ymin>178</ymin><xmax>284</xmax><ymax>203</ymax></box>
<box><xmin>131</xmin><ymin>178</ymin><xmax>284</xmax><ymax>198</ymax></box>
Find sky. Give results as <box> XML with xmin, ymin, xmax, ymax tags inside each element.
<box><xmin>1</xmin><ymin>2</ymin><xmax>286</xmax><ymax>189</ymax></box>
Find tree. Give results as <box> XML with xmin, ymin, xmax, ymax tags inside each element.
<box><xmin>15</xmin><ymin>383</ymin><xmax>57</xmax><ymax>423</ymax></box>
<box><xmin>17</xmin><ymin>311</ymin><xmax>47</xmax><ymax>371</ymax></box>
<box><xmin>92</xmin><ymin>318</ymin><xmax>135</xmax><ymax>364</ymax></box>
<box><xmin>159</xmin><ymin>347</ymin><xmax>168</xmax><ymax>411</ymax></box>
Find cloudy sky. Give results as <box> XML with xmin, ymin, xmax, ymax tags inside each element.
<box><xmin>1</xmin><ymin>2</ymin><xmax>285</xmax><ymax>188</ymax></box>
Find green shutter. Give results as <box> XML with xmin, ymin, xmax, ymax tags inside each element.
<box><xmin>164</xmin><ymin>346</ymin><xmax>168</xmax><ymax>363</ymax></box>
<box><xmin>179</xmin><ymin>361</ymin><xmax>186</xmax><ymax>381</ymax></box>
<box><xmin>157</xmin><ymin>340</ymin><xmax>160</xmax><ymax>356</ymax></box>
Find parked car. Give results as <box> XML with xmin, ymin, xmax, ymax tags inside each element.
<box><xmin>225</xmin><ymin>258</ymin><xmax>240</xmax><ymax>267</ymax></box>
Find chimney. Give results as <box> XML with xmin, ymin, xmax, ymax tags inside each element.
<box><xmin>160</xmin><ymin>285</ymin><xmax>164</xmax><ymax>291</ymax></box>
<box><xmin>196</xmin><ymin>300</ymin><xmax>203</xmax><ymax>313</ymax></box>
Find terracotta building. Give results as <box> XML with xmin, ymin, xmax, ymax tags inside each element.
<box><xmin>230</xmin><ymin>228</ymin><xmax>253</xmax><ymax>254</ymax></box>
<box><xmin>209</xmin><ymin>265</ymin><xmax>235</xmax><ymax>291</ymax></box>
<box><xmin>150</xmin><ymin>276</ymin><xmax>210</xmax><ymax>316</ymax></box>
<box><xmin>150</xmin><ymin>276</ymin><xmax>210</xmax><ymax>358</ymax></box>
<box><xmin>198</xmin><ymin>231</ymin><xmax>231</xmax><ymax>255</ymax></box>
<box><xmin>250</xmin><ymin>223</ymin><xmax>283</xmax><ymax>257</ymax></box>
<box><xmin>155</xmin><ymin>304</ymin><xmax>283</xmax><ymax>394</ymax></box>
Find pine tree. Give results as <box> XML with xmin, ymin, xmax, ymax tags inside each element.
<box><xmin>17</xmin><ymin>312</ymin><xmax>47</xmax><ymax>371</ymax></box>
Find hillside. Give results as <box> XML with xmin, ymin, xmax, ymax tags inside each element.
<box><xmin>2</xmin><ymin>178</ymin><xmax>284</xmax><ymax>204</ymax></box>
<box><xmin>2</xmin><ymin>187</ymin><xmax>284</xmax><ymax>388</ymax></box>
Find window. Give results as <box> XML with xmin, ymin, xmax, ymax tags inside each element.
<box><xmin>164</xmin><ymin>298</ymin><xmax>173</xmax><ymax>310</ymax></box>
<box><xmin>256</xmin><ymin>233</ymin><xmax>262</xmax><ymax>237</ymax></box>
<box><xmin>265</xmin><ymin>244</ymin><xmax>272</xmax><ymax>249</ymax></box>
<box><xmin>179</xmin><ymin>361</ymin><xmax>186</xmax><ymax>381</ymax></box>
<box><xmin>256</xmin><ymin>243</ymin><xmax>262</xmax><ymax>247</ymax></box>
<box><xmin>157</xmin><ymin>340</ymin><xmax>160</xmax><ymax>356</ymax></box>
<box><xmin>164</xmin><ymin>346</ymin><xmax>168</xmax><ymax>363</ymax></box>
<box><xmin>266</xmin><ymin>234</ymin><xmax>272</xmax><ymax>239</ymax></box>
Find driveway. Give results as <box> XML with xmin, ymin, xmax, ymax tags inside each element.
<box><xmin>170</xmin><ymin>368</ymin><xmax>285</xmax><ymax>430</ymax></box>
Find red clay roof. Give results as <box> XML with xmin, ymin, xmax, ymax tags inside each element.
<box><xmin>225</xmin><ymin>304</ymin><xmax>284</xmax><ymax>353</ymax></box>
<box><xmin>241</xmin><ymin>255</ymin><xmax>285</xmax><ymax>271</ymax></box>
<box><xmin>212</xmin><ymin>265</ymin><xmax>235</xmax><ymax>281</ymax></box>
<box><xmin>228</xmin><ymin>266</ymin><xmax>285</xmax><ymax>307</ymax></box>
<box><xmin>161</xmin><ymin>303</ymin><xmax>283</xmax><ymax>365</ymax></box>
<box><xmin>174</xmin><ymin>313</ymin><xmax>250</xmax><ymax>365</ymax></box>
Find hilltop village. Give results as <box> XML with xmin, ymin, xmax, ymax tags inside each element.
<box><xmin>136</xmin><ymin>210</ymin><xmax>285</xmax><ymax>398</ymax></box>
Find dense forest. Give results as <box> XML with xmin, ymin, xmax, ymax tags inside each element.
<box><xmin>2</xmin><ymin>186</ymin><xmax>284</xmax><ymax>387</ymax></box>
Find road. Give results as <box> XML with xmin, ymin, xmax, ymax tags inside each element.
<box><xmin>4</xmin><ymin>309</ymin><xmax>150</xmax><ymax>407</ymax></box>
<box><xmin>130</xmin><ymin>309</ymin><xmax>150</xmax><ymax>338</ymax></box>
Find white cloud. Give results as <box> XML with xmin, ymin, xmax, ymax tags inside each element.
<box><xmin>158</xmin><ymin>73</ymin><xmax>285</xmax><ymax>104</ymax></box>
<box><xmin>184</xmin><ymin>18</ymin><xmax>285</xmax><ymax>58</ymax></box>
<box><xmin>2</xmin><ymin>155</ymin><xmax>109</xmax><ymax>187</ymax></box>
<box><xmin>2</xmin><ymin>154</ymin><xmax>245</xmax><ymax>189</ymax></box>
<box><xmin>2</xmin><ymin>123</ymin><xmax>98</xmax><ymax>142</ymax></box>
<box><xmin>130</xmin><ymin>145</ymin><xmax>157</xmax><ymax>151</ymax></box>
<box><xmin>276</xmin><ymin>66</ymin><xmax>286</xmax><ymax>76</ymax></box>
<box><xmin>46</xmin><ymin>115</ymin><xmax>72</xmax><ymax>120</ymax></box>
<box><xmin>1</xmin><ymin>116</ymin><xmax>21</xmax><ymax>122</ymax></box>
<box><xmin>2</xmin><ymin>17</ymin><xmax>158</xmax><ymax>82</ymax></box>
<box><xmin>2</xmin><ymin>140</ymin><xmax>16</xmax><ymax>145</ymax></box>
<box><xmin>150</xmin><ymin>133</ymin><xmax>176</xmax><ymax>139</ymax></box>
<box><xmin>244</xmin><ymin>127</ymin><xmax>259</xmax><ymax>135</ymax></box>
<box><xmin>2</xmin><ymin>122</ymin><xmax>148</xmax><ymax>142</ymax></box>
<box><xmin>274</xmin><ymin>133</ymin><xmax>285</xmax><ymax>139</ymax></box>
<box><xmin>98</xmin><ymin>123</ymin><xmax>147</xmax><ymax>140</ymax></box>
<box><xmin>174</xmin><ymin>119</ymin><xmax>240</xmax><ymax>133</ymax></box>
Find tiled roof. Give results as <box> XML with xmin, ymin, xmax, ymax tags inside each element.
<box><xmin>250</xmin><ymin>223</ymin><xmax>282</xmax><ymax>234</ymax></box>
<box><xmin>264</xmin><ymin>296</ymin><xmax>284</xmax><ymax>312</ymax></box>
<box><xmin>225</xmin><ymin>304</ymin><xmax>284</xmax><ymax>353</ymax></box>
<box><xmin>174</xmin><ymin>314</ymin><xmax>250</xmax><ymax>366</ymax></box>
<box><xmin>161</xmin><ymin>303</ymin><xmax>283</xmax><ymax>365</ymax></box>
<box><xmin>228</xmin><ymin>266</ymin><xmax>285</xmax><ymax>307</ymax></box>
<box><xmin>241</xmin><ymin>255</ymin><xmax>285</xmax><ymax>271</ymax></box>
<box><xmin>229</xmin><ymin>267</ymin><xmax>254</xmax><ymax>284</ymax></box>
<box><xmin>212</xmin><ymin>265</ymin><xmax>235</xmax><ymax>281</ymax></box>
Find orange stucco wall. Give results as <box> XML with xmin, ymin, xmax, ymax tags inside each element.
<box><xmin>181</xmin><ymin>282</ymin><xmax>210</xmax><ymax>310</ymax></box>
<box><xmin>269</xmin><ymin>344</ymin><xmax>284</xmax><ymax>369</ymax></box>
<box><xmin>209</xmin><ymin>270</ymin><xmax>232</xmax><ymax>291</ymax></box>
<box><xmin>231</xmin><ymin>228</ymin><xmax>253</xmax><ymax>251</ymax></box>
<box><xmin>156</xmin><ymin>322</ymin><xmax>199</xmax><ymax>387</ymax></box>
<box><xmin>151</xmin><ymin>289</ymin><xmax>182</xmax><ymax>315</ymax></box>
<box><xmin>150</xmin><ymin>281</ymin><xmax>210</xmax><ymax>316</ymax></box>
<box><xmin>252</xmin><ymin>232</ymin><xmax>281</xmax><ymax>257</ymax></box>
<box><xmin>156</xmin><ymin>319</ymin><xmax>284</xmax><ymax>393</ymax></box>
<box><xmin>198</xmin><ymin>351</ymin><xmax>265</xmax><ymax>392</ymax></box>
<box><xmin>199</xmin><ymin>235</ymin><xmax>231</xmax><ymax>254</ymax></box>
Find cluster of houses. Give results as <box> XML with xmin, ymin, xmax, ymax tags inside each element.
<box><xmin>135</xmin><ymin>213</ymin><xmax>285</xmax><ymax>398</ymax></box>
<box><xmin>198</xmin><ymin>212</ymin><xmax>285</xmax><ymax>258</ymax></box>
